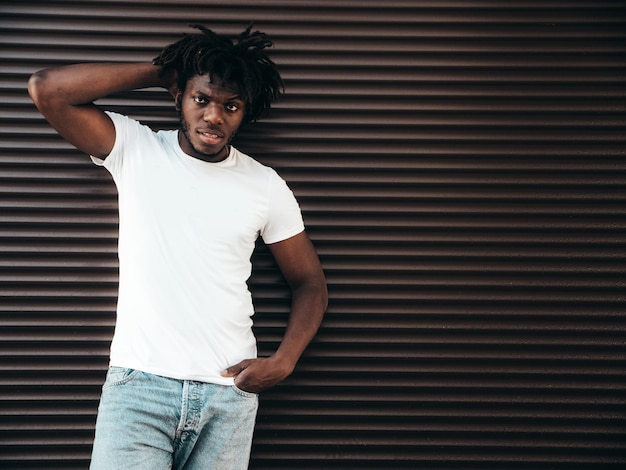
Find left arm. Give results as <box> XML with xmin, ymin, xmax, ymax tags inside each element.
<box><xmin>221</xmin><ymin>231</ymin><xmax>328</xmax><ymax>393</ymax></box>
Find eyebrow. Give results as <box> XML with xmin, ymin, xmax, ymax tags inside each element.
<box><xmin>194</xmin><ymin>90</ymin><xmax>243</xmax><ymax>101</ymax></box>
<box><xmin>192</xmin><ymin>85</ymin><xmax>242</xmax><ymax>97</ymax></box>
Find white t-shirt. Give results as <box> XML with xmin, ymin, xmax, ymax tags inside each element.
<box><xmin>91</xmin><ymin>111</ymin><xmax>304</xmax><ymax>384</ymax></box>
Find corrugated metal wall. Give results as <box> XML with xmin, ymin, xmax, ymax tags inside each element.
<box><xmin>1</xmin><ymin>1</ymin><xmax>625</xmax><ymax>468</ymax></box>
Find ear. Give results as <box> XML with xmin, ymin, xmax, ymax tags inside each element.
<box><xmin>174</xmin><ymin>92</ymin><xmax>182</xmax><ymax>111</ymax></box>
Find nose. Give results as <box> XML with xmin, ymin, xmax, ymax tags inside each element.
<box><xmin>203</xmin><ymin>103</ymin><xmax>223</xmax><ymax>125</ymax></box>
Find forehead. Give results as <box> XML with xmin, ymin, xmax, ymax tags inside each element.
<box><xmin>186</xmin><ymin>73</ymin><xmax>242</xmax><ymax>98</ymax></box>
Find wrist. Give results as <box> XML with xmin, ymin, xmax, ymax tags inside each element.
<box><xmin>152</xmin><ymin>63</ymin><xmax>178</xmax><ymax>97</ymax></box>
<box><xmin>270</xmin><ymin>351</ymin><xmax>297</xmax><ymax>377</ymax></box>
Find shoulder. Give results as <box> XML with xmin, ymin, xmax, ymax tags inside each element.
<box><xmin>107</xmin><ymin>111</ymin><xmax>178</xmax><ymax>149</ymax></box>
<box><xmin>97</xmin><ymin>112</ymin><xmax>177</xmax><ymax>172</ymax></box>
<box><xmin>231</xmin><ymin>147</ymin><xmax>279</xmax><ymax>178</ymax></box>
<box><xmin>105</xmin><ymin>111</ymin><xmax>153</xmax><ymax>133</ymax></box>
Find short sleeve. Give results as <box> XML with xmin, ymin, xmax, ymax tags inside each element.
<box><xmin>89</xmin><ymin>111</ymin><xmax>150</xmax><ymax>180</ymax></box>
<box><xmin>260</xmin><ymin>171</ymin><xmax>305</xmax><ymax>244</ymax></box>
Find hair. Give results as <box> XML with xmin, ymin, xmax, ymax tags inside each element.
<box><xmin>153</xmin><ymin>23</ymin><xmax>284</xmax><ymax>126</ymax></box>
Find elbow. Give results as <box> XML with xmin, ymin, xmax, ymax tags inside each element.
<box><xmin>28</xmin><ymin>71</ymin><xmax>45</xmax><ymax>108</ymax></box>
<box><xmin>28</xmin><ymin>69</ymin><xmax>54</xmax><ymax>111</ymax></box>
<box><xmin>315</xmin><ymin>270</ymin><xmax>329</xmax><ymax>313</ymax></box>
<box><xmin>294</xmin><ymin>275</ymin><xmax>328</xmax><ymax>315</ymax></box>
<box><xmin>310</xmin><ymin>276</ymin><xmax>329</xmax><ymax>315</ymax></box>
<box><xmin>320</xmin><ymin>281</ymin><xmax>329</xmax><ymax>312</ymax></box>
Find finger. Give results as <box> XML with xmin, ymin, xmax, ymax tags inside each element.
<box><xmin>220</xmin><ymin>361</ymin><xmax>248</xmax><ymax>377</ymax></box>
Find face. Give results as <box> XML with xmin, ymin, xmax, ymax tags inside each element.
<box><xmin>178</xmin><ymin>74</ymin><xmax>246</xmax><ymax>163</ymax></box>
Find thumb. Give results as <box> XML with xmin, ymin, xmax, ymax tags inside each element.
<box><xmin>220</xmin><ymin>360</ymin><xmax>248</xmax><ymax>377</ymax></box>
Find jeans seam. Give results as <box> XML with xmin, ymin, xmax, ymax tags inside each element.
<box><xmin>232</xmin><ymin>384</ymin><xmax>258</xmax><ymax>399</ymax></box>
<box><xmin>175</xmin><ymin>380</ymin><xmax>189</xmax><ymax>437</ymax></box>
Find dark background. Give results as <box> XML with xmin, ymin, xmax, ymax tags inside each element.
<box><xmin>0</xmin><ymin>1</ymin><xmax>625</xmax><ymax>468</ymax></box>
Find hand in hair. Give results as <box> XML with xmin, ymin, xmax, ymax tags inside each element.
<box><xmin>153</xmin><ymin>23</ymin><xmax>284</xmax><ymax>126</ymax></box>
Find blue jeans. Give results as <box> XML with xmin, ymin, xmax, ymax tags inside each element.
<box><xmin>90</xmin><ymin>367</ymin><xmax>258</xmax><ymax>470</ymax></box>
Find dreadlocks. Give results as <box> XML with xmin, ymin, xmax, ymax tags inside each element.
<box><xmin>153</xmin><ymin>24</ymin><xmax>284</xmax><ymax>125</ymax></box>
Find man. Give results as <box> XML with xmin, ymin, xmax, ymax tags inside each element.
<box><xmin>28</xmin><ymin>24</ymin><xmax>327</xmax><ymax>469</ymax></box>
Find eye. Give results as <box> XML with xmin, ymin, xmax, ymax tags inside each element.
<box><xmin>193</xmin><ymin>96</ymin><xmax>207</xmax><ymax>104</ymax></box>
<box><xmin>225</xmin><ymin>103</ymin><xmax>240</xmax><ymax>113</ymax></box>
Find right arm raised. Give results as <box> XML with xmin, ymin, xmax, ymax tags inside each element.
<box><xmin>28</xmin><ymin>62</ymin><xmax>171</xmax><ymax>159</ymax></box>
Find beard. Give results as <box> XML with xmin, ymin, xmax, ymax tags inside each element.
<box><xmin>178</xmin><ymin>111</ymin><xmax>229</xmax><ymax>161</ymax></box>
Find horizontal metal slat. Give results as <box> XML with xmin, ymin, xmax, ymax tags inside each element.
<box><xmin>1</xmin><ymin>1</ymin><xmax>625</xmax><ymax>468</ymax></box>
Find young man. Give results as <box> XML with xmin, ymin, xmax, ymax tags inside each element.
<box><xmin>28</xmin><ymin>24</ymin><xmax>327</xmax><ymax>469</ymax></box>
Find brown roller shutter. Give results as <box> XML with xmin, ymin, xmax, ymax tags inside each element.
<box><xmin>0</xmin><ymin>1</ymin><xmax>625</xmax><ymax>468</ymax></box>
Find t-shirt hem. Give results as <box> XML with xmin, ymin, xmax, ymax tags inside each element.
<box><xmin>108</xmin><ymin>361</ymin><xmax>235</xmax><ymax>386</ymax></box>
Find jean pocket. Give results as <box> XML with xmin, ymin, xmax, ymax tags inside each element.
<box><xmin>232</xmin><ymin>384</ymin><xmax>258</xmax><ymax>399</ymax></box>
<box><xmin>102</xmin><ymin>366</ymin><xmax>140</xmax><ymax>390</ymax></box>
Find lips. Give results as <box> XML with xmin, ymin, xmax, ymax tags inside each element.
<box><xmin>197</xmin><ymin>128</ymin><xmax>224</xmax><ymax>145</ymax></box>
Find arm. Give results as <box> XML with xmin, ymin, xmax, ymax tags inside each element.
<box><xmin>221</xmin><ymin>231</ymin><xmax>328</xmax><ymax>393</ymax></box>
<box><xmin>28</xmin><ymin>62</ymin><xmax>174</xmax><ymax>159</ymax></box>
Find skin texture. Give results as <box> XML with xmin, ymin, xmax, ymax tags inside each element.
<box><xmin>177</xmin><ymin>75</ymin><xmax>245</xmax><ymax>163</ymax></box>
<box><xmin>28</xmin><ymin>62</ymin><xmax>328</xmax><ymax>393</ymax></box>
